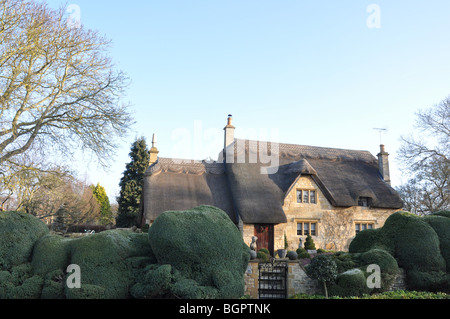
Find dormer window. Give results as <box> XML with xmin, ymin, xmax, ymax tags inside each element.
<box><xmin>358</xmin><ymin>197</ymin><xmax>371</xmax><ymax>207</ymax></box>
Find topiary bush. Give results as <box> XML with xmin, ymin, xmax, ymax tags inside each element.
<box><xmin>305</xmin><ymin>254</ymin><xmax>338</xmax><ymax>298</ymax></box>
<box><xmin>296</xmin><ymin>248</ymin><xmax>311</xmax><ymax>259</ymax></box>
<box><xmin>67</xmin><ymin>229</ymin><xmax>153</xmax><ymax>299</ymax></box>
<box><xmin>349</xmin><ymin>211</ymin><xmax>450</xmax><ymax>292</ymax></box>
<box><xmin>0</xmin><ymin>211</ymin><xmax>49</xmax><ymax>271</ymax></box>
<box><xmin>358</xmin><ymin>249</ymin><xmax>398</xmax><ymax>292</ymax></box>
<box><xmin>304</xmin><ymin>234</ymin><xmax>316</xmax><ymax>250</ymax></box>
<box><xmin>145</xmin><ymin>205</ymin><xmax>250</xmax><ymax>299</ymax></box>
<box><xmin>31</xmin><ymin>235</ymin><xmax>71</xmax><ymax>276</ymax></box>
<box><xmin>329</xmin><ymin>268</ymin><xmax>369</xmax><ymax>297</ymax></box>
<box><xmin>287</xmin><ymin>251</ymin><xmax>298</xmax><ymax>260</ymax></box>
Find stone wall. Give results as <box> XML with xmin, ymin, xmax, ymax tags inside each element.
<box><xmin>241</xmin><ymin>175</ymin><xmax>399</xmax><ymax>254</ymax></box>
<box><xmin>244</xmin><ymin>260</ymin><xmax>407</xmax><ymax>299</ymax></box>
<box><xmin>244</xmin><ymin>260</ymin><xmax>320</xmax><ymax>299</ymax></box>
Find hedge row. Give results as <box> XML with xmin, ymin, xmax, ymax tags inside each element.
<box><xmin>349</xmin><ymin>211</ymin><xmax>450</xmax><ymax>292</ymax></box>
<box><xmin>0</xmin><ymin>206</ymin><xmax>250</xmax><ymax>299</ymax></box>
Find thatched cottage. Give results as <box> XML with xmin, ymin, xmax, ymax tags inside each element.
<box><xmin>139</xmin><ymin>116</ymin><xmax>403</xmax><ymax>252</ymax></box>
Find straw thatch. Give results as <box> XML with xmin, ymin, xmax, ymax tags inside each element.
<box><xmin>141</xmin><ymin>139</ymin><xmax>403</xmax><ymax>225</ymax></box>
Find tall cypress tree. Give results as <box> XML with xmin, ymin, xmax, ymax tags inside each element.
<box><xmin>116</xmin><ymin>137</ymin><xmax>150</xmax><ymax>227</ymax></box>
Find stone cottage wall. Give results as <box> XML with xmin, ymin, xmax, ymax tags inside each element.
<box><xmin>244</xmin><ymin>260</ymin><xmax>407</xmax><ymax>299</ymax></box>
<box><xmin>244</xmin><ymin>260</ymin><xmax>320</xmax><ymax>299</ymax></box>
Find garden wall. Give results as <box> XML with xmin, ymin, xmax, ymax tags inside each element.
<box><xmin>244</xmin><ymin>260</ymin><xmax>407</xmax><ymax>299</ymax></box>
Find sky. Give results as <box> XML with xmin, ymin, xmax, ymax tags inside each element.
<box><xmin>44</xmin><ymin>0</ymin><xmax>450</xmax><ymax>202</ymax></box>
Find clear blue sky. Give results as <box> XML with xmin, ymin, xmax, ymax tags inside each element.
<box><xmin>46</xmin><ymin>0</ymin><xmax>450</xmax><ymax>201</ymax></box>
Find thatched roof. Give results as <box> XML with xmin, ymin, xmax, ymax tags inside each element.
<box><xmin>142</xmin><ymin>158</ymin><xmax>237</xmax><ymax>223</ymax></box>
<box><xmin>224</xmin><ymin>139</ymin><xmax>403</xmax><ymax>223</ymax></box>
<box><xmin>141</xmin><ymin>139</ymin><xmax>403</xmax><ymax>225</ymax></box>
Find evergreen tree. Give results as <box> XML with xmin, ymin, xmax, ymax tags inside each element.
<box><xmin>116</xmin><ymin>137</ymin><xmax>150</xmax><ymax>227</ymax></box>
<box><xmin>91</xmin><ymin>183</ymin><xmax>113</xmax><ymax>226</ymax></box>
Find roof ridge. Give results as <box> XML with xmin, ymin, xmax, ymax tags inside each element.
<box><xmin>146</xmin><ymin>157</ymin><xmax>225</xmax><ymax>176</ymax></box>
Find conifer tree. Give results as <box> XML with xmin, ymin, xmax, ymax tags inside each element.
<box><xmin>91</xmin><ymin>183</ymin><xmax>113</xmax><ymax>226</ymax></box>
<box><xmin>116</xmin><ymin>137</ymin><xmax>150</xmax><ymax>227</ymax></box>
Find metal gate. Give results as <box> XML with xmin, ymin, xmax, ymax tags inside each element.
<box><xmin>258</xmin><ymin>260</ymin><xmax>288</xmax><ymax>299</ymax></box>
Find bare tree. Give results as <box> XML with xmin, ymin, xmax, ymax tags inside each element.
<box><xmin>397</xmin><ymin>96</ymin><xmax>450</xmax><ymax>214</ymax></box>
<box><xmin>0</xmin><ymin>0</ymin><xmax>133</xmax><ymax>168</ymax></box>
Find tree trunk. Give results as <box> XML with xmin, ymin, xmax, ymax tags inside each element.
<box><xmin>323</xmin><ymin>281</ymin><xmax>328</xmax><ymax>299</ymax></box>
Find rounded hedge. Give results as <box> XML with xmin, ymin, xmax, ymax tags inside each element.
<box><xmin>349</xmin><ymin>211</ymin><xmax>450</xmax><ymax>292</ymax></box>
<box><xmin>147</xmin><ymin>205</ymin><xmax>250</xmax><ymax>299</ymax></box>
<box><xmin>0</xmin><ymin>211</ymin><xmax>49</xmax><ymax>271</ymax></box>
<box><xmin>68</xmin><ymin>229</ymin><xmax>153</xmax><ymax>299</ymax></box>
<box><xmin>329</xmin><ymin>268</ymin><xmax>368</xmax><ymax>297</ymax></box>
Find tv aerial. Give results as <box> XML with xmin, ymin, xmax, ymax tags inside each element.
<box><xmin>373</xmin><ymin>127</ymin><xmax>387</xmax><ymax>144</ymax></box>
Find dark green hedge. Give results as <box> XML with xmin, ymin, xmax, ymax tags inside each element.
<box><xmin>1</xmin><ymin>207</ymin><xmax>250</xmax><ymax>299</ymax></box>
<box><xmin>146</xmin><ymin>205</ymin><xmax>250</xmax><ymax>299</ymax></box>
<box><xmin>0</xmin><ymin>211</ymin><xmax>49</xmax><ymax>271</ymax></box>
<box><xmin>349</xmin><ymin>211</ymin><xmax>450</xmax><ymax>292</ymax></box>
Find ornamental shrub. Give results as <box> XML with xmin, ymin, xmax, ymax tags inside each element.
<box><xmin>423</xmin><ymin>215</ymin><xmax>450</xmax><ymax>272</ymax></box>
<box><xmin>31</xmin><ymin>235</ymin><xmax>71</xmax><ymax>276</ymax></box>
<box><xmin>358</xmin><ymin>249</ymin><xmax>398</xmax><ymax>292</ymax></box>
<box><xmin>305</xmin><ymin>254</ymin><xmax>337</xmax><ymax>298</ymax></box>
<box><xmin>257</xmin><ymin>251</ymin><xmax>270</xmax><ymax>262</ymax></box>
<box><xmin>304</xmin><ymin>235</ymin><xmax>316</xmax><ymax>250</ymax></box>
<box><xmin>296</xmin><ymin>248</ymin><xmax>311</xmax><ymax>259</ymax></box>
<box><xmin>0</xmin><ymin>211</ymin><xmax>49</xmax><ymax>270</ymax></box>
<box><xmin>329</xmin><ymin>268</ymin><xmax>369</xmax><ymax>297</ymax></box>
<box><xmin>147</xmin><ymin>205</ymin><xmax>250</xmax><ymax>299</ymax></box>
<box><xmin>349</xmin><ymin>211</ymin><xmax>450</xmax><ymax>292</ymax></box>
<box><xmin>287</xmin><ymin>251</ymin><xmax>298</xmax><ymax>260</ymax></box>
<box><xmin>68</xmin><ymin>229</ymin><xmax>153</xmax><ymax>299</ymax></box>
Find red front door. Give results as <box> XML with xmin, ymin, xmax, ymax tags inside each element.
<box><xmin>254</xmin><ymin>224</ymin><xmax>274</xmax><ymax>256</ymax></box>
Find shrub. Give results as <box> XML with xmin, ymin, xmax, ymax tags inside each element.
<box><xmin>348</xmin><ymin>211</ymin><xmax>449</xmax><ymax>292</ymax></box>
<box><xmin>423</xmin><ymin>215</ymin><xmax>450</xmax><ymax>272</ymax></box>
<box><xmin>68</xmin><ymin>229</ymin><xmax>153</xmax><ymax>298</ymax></box>
<box><xmin>65</xmin><ymin>284</ymin><xmax>107</xmax><ymax>299</ymax></box>
<box><xmin>0</xmin><ymin>211</ymin><xmax>49</xmax><ymax>271</ymax></box>
<box><xmin>296</xmin><ymin>248</ymin><xmax>311</xmax><ymax>259</ymax></box>
<box><xmin>304</xmin><ymin>235</ymin><xmax>316</xmax><ymax>250</ymax></box>
<box><xmin>258</xmin><ymin>248</ymin><xmax>270</xmax><ymax>256</ymax></box>
<box><xmin>329</xmin><ymin>268</ymin><xmax>368</xmax><ymax>297</ymax></box>
<box><xmin>146</xmin><ymin>205</ymin><xmax>250</xmax><ymax>299</ymax></box>
<box><xmin>41</xmin><ymin>269</ymin><xmax>65</xmax><ymax>299</ymax></box>
<box><xmin>257</xmin><ymin>251</ymin><xmax>270</xmax><ymax>262</ymax></box>
<box><xmin>305</xmin><ymin>254</ymin><xmax>337</xmax><ymax>298</ymax></box>
<box><xmin>31</xmin><ymin>235</ymin><xmax>71</xmax><ymax>276</ymax></box>
<box><xmin>287</xmin><ymin>251</ymin><xmax>298</xmax><ymax>260</ymax></box>
<box><xmin>358</xmin><ymin>249</ymin><xmax>398</xmax><ymax>292</ymax></box>
<box><xmin>332</xmin><ymin>252</ymin><xmax>358</xmax><ymax>274</ymax></box>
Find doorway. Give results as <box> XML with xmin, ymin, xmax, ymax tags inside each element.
<box><xmin>254</xmin><ymin>224</ymin><xmax>274</xmax><ymax>256</ymax></box>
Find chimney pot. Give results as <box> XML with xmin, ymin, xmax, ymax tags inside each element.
<box><xmin>377</xmin><ymin>144</ymin><xmax>391</xmax><ymax>185</ymax></box>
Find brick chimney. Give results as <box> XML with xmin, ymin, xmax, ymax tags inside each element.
<box><xmin>149</xmin><ymin>133</ymin><xmax>159</xmax><ymax>165</ymax></box>
<box><xmin>377</xmin><ymin>144</ymin><xmax>391</xmax><ymax>185</ymax></box>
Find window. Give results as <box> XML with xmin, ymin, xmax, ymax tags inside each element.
<box><xmin>297</xmin><ymin>221</ymin><xmax>318</xmax><ymax>236</ymax></box>
<box><xmin>358</xmin><ymin>197</ymin><xmax>371</xmax><ymax>207</ymax></box>
<box><xmin>297</xmin><ymin>189</ymin><xmax>317</xmax><ymax>204</ymax></box>
<box><xmin>310</xmin><ymin>191</ymin><xmax>316</xmax><ymax>204</ymax></box>
<box><xmin>355</xmin><ymin>222</ymin><xmax>374</xmax><ymax>234</ymax></box>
